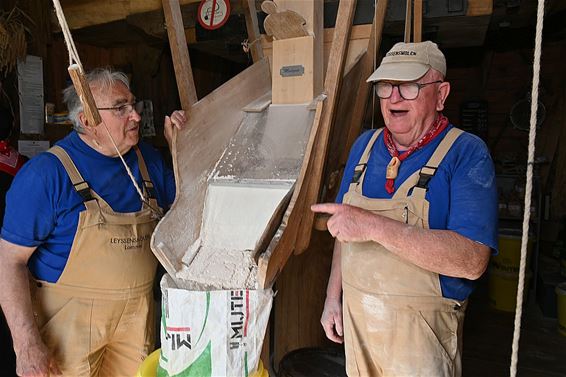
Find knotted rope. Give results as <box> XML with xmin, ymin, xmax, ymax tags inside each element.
<box><xmin>52</xmin><ymin>0</ymin><xmax>160</xmax><ymax>217</ymax></box>
<box><xmin>510</xmin><ymin>0</ymin><xmax>545</xmax><ymax>376</ymax></box>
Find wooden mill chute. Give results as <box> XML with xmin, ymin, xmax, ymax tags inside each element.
<box><xmin>151</xmin><ymin>0</ymin><xmax>388</xmax><ymax>289</ymax></box>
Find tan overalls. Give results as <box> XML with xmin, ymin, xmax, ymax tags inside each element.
<box><xmin>31</xmin><ymin>146</ymin><xmax>160</xmax><ymax>376</ymax></box>
<box><xmin>342</xmin><ymin>128</ymin><xmax>466</xmax><ymax>377</ymax></box>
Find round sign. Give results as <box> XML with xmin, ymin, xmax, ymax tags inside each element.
<box><xmin>197</xmin><ymin>0</ymin><xmax>231</xmax><ymax>30</ymax></box>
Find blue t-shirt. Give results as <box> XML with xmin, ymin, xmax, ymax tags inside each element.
<box><xmin>1</xmin><ymin>131</ymin><xmax>175</xmax><ymax>282</ymax></box>
<box><xmin>336</xmin><ymin>125</ymin><xmax>498</xmax><ymax>301</ymax></box>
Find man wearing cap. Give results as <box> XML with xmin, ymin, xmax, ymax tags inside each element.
<box><xmin>312</xmin><ymin>41</ymin><xmax>497</xmax><ymax>376</ymax></box>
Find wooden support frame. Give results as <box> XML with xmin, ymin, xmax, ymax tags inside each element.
<box><xmin>242</xmin><ymin>0</ymin><xmax>264</xmax><ymax>62</ymax></box>
<box><xmin>294</xmin><ymin>0</ymin><xmax>358</xmax><ymax>253</ymax></box>
<box><xmin>258</xmin><ymin>0</ymin><xmax>358</xmax><ymax>287</ymax></box>
<box><xmin>68</xmin><ymin>65</ymin><xmax>102</xmax><ymax>127</ymax></box>
<box><xmin>162</xmin><ymin>0</ymin><xmax>198</xmax><ymax>110</ymax></box>
<box><xmin>339</xmin><ymin>0</ymin><xmax>388</xmax><ymax>169</ymax></box>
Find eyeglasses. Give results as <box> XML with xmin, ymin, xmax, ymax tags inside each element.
<box><xmin>97</xmin><ymin>101</ymin><xmax>144</xmax><ymax>118</ymax></box>
<box><xmin>375</xmin><ymin>80</ymin><xmax>443</xmax><ymax>100</ymax></box>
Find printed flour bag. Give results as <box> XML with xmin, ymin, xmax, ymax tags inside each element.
<box><xmin>158</xmin><ymin>275</ymin><xmax>273</xmax><ymax>377</ymax></box>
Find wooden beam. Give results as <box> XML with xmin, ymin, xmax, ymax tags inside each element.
<box><xmin>404</xmin><ymin>0</ymin><xmax>412</xmax><ymax>42</ymax></box>
<box><xmin>337</xmin><ymin>0</ymin><xmax>387</xmax><ymax>195</ymax></box>
<box><xmin>294</xmin><ymin>0</ymin><xmax>357</xmax><ymax>253</ymax></box>
<box><xmin>242</xmin><ymin>0</ymin><xmax>264</xmax><ymax>62</ymax></box>
<box><xmin>413</xmin><ymin>0</ymin><xmax>422</xmax><ymax>42</ymax></box>
<box><xmin>162</xmin><ymin>0</ymin><xmax>198</xmax><ymax>109</ymax></box>
<box><xmin>57</xmin><ymin>0</ymin><xmax>200</xmax><ymax>30</ymax></box>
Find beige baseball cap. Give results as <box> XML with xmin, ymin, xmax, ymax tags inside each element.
<box><xmin>367</xmin><ymin>41</ymin><xmax>446</xmax><ymax>82</ymax></box>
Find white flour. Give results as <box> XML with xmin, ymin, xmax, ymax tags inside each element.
<box><xmin>176</xmin><ymin>180</ymin><xmax>292</xmax><ymax>290</ymax></box>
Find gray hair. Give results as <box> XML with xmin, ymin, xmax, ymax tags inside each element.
<box><xmin>63</xmin><ymin>68</ymin><xmax>130</xmax><ymax>133</ymax></box>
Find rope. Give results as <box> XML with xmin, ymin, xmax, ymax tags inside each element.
<box><xmin>52</xmin><ymin>0</ymin><xmax>82</xmax><ymax>67</ymax></box>
<box><xmin>510</xmin><ymin>0</ymin><xmax>545</xmax><ymax>376</ymax></box>
<box><xmin>51</xmin><ymin>0</ymin><xmax>158</xmax><ymax>217</ymax></box>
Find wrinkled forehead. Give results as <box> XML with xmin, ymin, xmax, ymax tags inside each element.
<box><xmin>91</xmin><ymin>81</ymin><xmax>134</xmax><ymax>107</ymax></box>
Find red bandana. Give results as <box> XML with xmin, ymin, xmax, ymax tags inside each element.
<box><xmin>383</xmin><ymin>114</ymin><xmax>449</xmax><ymax>194</ymax></box>
<box><xmin>0</xmin><ymin>140</ymin><xmax>26</xmax><ymax>176</ymax></box>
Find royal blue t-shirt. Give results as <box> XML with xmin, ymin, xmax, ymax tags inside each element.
<box><xmin>1</xmin><ymin>131</ymin><xmax>175</xmax><ymax>282</ymax></box>
<box><xmin>336</xmin><ymin>125</ymin><xmax>498</xmax><ymax>301</ymax></box>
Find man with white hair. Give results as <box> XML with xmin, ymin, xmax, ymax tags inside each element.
<box><xmin>0</xmin><ymin>68</ymin><xmax>186</xmax><ymax>376</ymax></box>
<box><xmin>312</xmin><ymin>41</ymin><xmax>498</xmax><ymax>376</ymax></box>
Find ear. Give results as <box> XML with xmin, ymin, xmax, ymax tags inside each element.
<box><xmin>78</xmin><ymin>112</ymin><xmax>90</xmax><ymax>129</ymax></box>
<box><xmin>436</xmin><ymin>81</ymin><xmax>450</xmax><ymax>111</ymax></box>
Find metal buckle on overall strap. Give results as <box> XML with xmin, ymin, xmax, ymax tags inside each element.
<box><xmin>416</xmin><ymin>166</ymin><xmax>437</xmax><ymax>190</ymax></box>
<box><xmin>143</xmin><ymin>180</ymin><xmax>157</xmax><ymax>199</ymax></box>
<box><xmin>352</xmin><ymin>163</ymin><xmax>367</xmax><ymax>184</ymax></box>
<box><xmin>73</xmin><ymin>181</ymin><xmax>94</xmax><ymax>202</ymax></box>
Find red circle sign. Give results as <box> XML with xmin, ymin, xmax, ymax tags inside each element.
<box><xmin>197</xmin><ymin>0</ymin><xmax>231</xmax><ymax>30</ymax></box>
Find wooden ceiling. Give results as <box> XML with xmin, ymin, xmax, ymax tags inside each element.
<box><xmin>53</xmin><ymin>0</ymin><xmax>566</xmax><ymax>61</ymax></box>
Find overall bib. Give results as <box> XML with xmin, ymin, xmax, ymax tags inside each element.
<box><xmin>31</xmin><ymin>146</ymin><xmax>160</xmax><ymax>376</ymax></box>
<box><xmin>342</xmin><ymin>128</ymin><xmax>466</xmax><ymax>377</ymax></box>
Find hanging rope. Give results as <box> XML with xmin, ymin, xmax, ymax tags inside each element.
<box><xmin>510</xmin><ymin>0</ymin><xmax>545</xmax><ymax>376</ymax></box>
<box><xmin>51</xmin><ymin>0</ymin><xmax>160</xmax><ymax>217</ymax></box>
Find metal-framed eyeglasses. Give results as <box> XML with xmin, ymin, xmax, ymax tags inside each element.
<box><xmin>97</xmin><ymin>101</ymin><xmax>144</xmax><ymax>118</ymax></box>
<box><xmin>375</xmin><ymin>80</ymin><xmax>443</xmax><ymax>100</ymax></box>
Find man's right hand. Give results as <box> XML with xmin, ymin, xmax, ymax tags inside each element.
<box><xmin>321</xmin><ymin>296</ymin><xmax>344</xmax><ymax>344</ymax></box>
<box><xmin>15</xmin><ymin>339</ymin><xmax>61</xmax><ymax>377</ymax></box>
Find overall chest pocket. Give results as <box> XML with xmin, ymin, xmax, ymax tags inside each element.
<box><xmin>365</xmin><ymin>198</ymin><xmax>429</xmax><ymax>229</ymax></box>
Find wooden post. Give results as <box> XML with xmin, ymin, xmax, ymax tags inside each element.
<box><xmin>339</xmin><ymin>0</ymin><xmax>388</xmax><ymax>170</ymax></box>
<box><xmin>294</xmin><ymin>0</ymin><xmax>357</xmax><ymax>253</ymax></box>
<box><xmin>413</xmin><ymin>0</ymin><xmax>422</xmax><ymax>42</ymax></box>
<box><xmin>162</xmin><ymin>0</ymin><xmax>198</xmax><ymax>110</ymax></box>
<box><xmin>68</xmin><ymin>65</ymin><xmax>102</xmax><ymax>127</ymax></box>
<box><xmin>404</xmin><ymin>0</ymin><xmax>412</xmax><ymax>42</ymax></box>
<box><xmin>242</xmin><ymin>0</ymin><xmax>264</xmax><ymax>62</ymax></box>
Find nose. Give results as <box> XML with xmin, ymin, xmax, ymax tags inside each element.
<box><xmin>389</xmin><ymin>85</ymin><xmax>404</xmax><ymax>103</ymax></box>
<box><xmin>130</xmin><ymin>108</ymin><xmax>142</xmax><ymax>121</ymax></box>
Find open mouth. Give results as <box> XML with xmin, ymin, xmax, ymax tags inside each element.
<box><xmin>390</xmin><ymin>109</ymin><xmax>409</xmax><ymax>116</ymax></box>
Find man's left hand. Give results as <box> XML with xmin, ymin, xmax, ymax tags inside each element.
<box><xmin>164</xmin><ymin>110</ymin><xmax>187</xmax><ymax>150</ymax></box>
<box><xmin>311</xmin><ymin>203</ymin><xmax>376</xmax><ymax>243</ymax></box>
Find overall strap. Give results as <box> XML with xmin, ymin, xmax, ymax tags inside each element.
<box><xmin>394</xmin><ymin>127</ymin><xmax>464</xmax><ymax>199</ymax></box>
<box><xmin>48</xmin><ymin>146</ymin><xmax>99</xmax><ymax>211</ymax></box>
<box><xmin>133</xmin><ymin>146</ymin><xmax>159</xmax><ymax>209</ymax></box>
<box><xmin>348</xmin><ymin>128</ymin><xmax>384</xmax><ymax>194</ymax></box>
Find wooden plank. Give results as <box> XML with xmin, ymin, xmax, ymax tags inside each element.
<box><xmin>57</xmin><ymin>0</ymin><xmax>200</xmax><ymax>30</ymax></box>
<box><xmin>293</xmin><ymin>0</ymin><xmax>357</xmax><ymax>254</ymax></box>
<box><xmin>242</xmin><ymin>0</ymin><xmax>264</xmax><ymax>62</ymax></box>
<box><xmin>257</xmin><ymin>100</ymin><xmax>324</xmax><ymax>288</ymax></box>
<box><xmin>404</xmin><ymin>0</ymin><xmax>412</xmax><ymax>42</ymax></box>
<box><xmin>339</xmin><ymin>0</ymin><xmax>388</xmax><ymax>192</ymax></box>
<box><xmin>162</xmin><ymin>0</ymin><xmax>198</xmax><ymax>109</ymax></box>
<box><xmin>67</xmin><ymin>65</ymin><xmax>102</xmax><ymax>127</ymax></box>
<box><xmin>151</xmin><ymin>59</ymin><xmax>272</xmax><ymax>278</ymax></box>
<box><xmin>413</xmin><ymin>0</ymin><xmax>422</xmax><ymax>42</ymax></box>
<box><xmin>242</xmin><ymin>91</ymin><xmax>272</xmax><ymax>112</ymax></box>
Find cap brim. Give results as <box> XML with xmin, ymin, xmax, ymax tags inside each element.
<box><xmin>366</xmin><ymin>62</ymin><xmax>429</xmax><ymax>82</ymax></box>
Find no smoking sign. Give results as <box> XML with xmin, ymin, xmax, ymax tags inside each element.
<box><xmin>197</xmin><ymin>0</ymin><xmax>231</xmax><ymax>30</ymax></box>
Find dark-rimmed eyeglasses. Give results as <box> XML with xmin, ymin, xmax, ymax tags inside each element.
<box><xmin>375</xmin><ymin>81</ymin><xmax>443</xmax><ymax>100</ymax></box>
<box><xmin>97</xmin><ymin>101</ymin><xmax>144</xmax><ymax>118</ymax></box>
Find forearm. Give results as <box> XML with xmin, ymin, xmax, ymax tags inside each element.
<box><xmin>369</xmin><ymin>215</ymin><xmax>490</xmax><ymax>280</ymax></box>
<box><xmin>326</xmin><ymin>242</ymin><xmax>342</xmax><ymax>298</ymax></box>
<box><xmin>0</xmin><ymin>242</ymin><xmax>41</xmax><ymax>352</ymax></box>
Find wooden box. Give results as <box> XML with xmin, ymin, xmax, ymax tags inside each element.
<box><xmin>272</xmin><ymin>35</ymin><xmax>315</xmax><ymax>105</ymax></box>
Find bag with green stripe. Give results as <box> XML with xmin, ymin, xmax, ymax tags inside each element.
<box><xmin>158</xmin><ymin>274</ymin><xmax>273</xmax><ymax>377</ymax></box>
